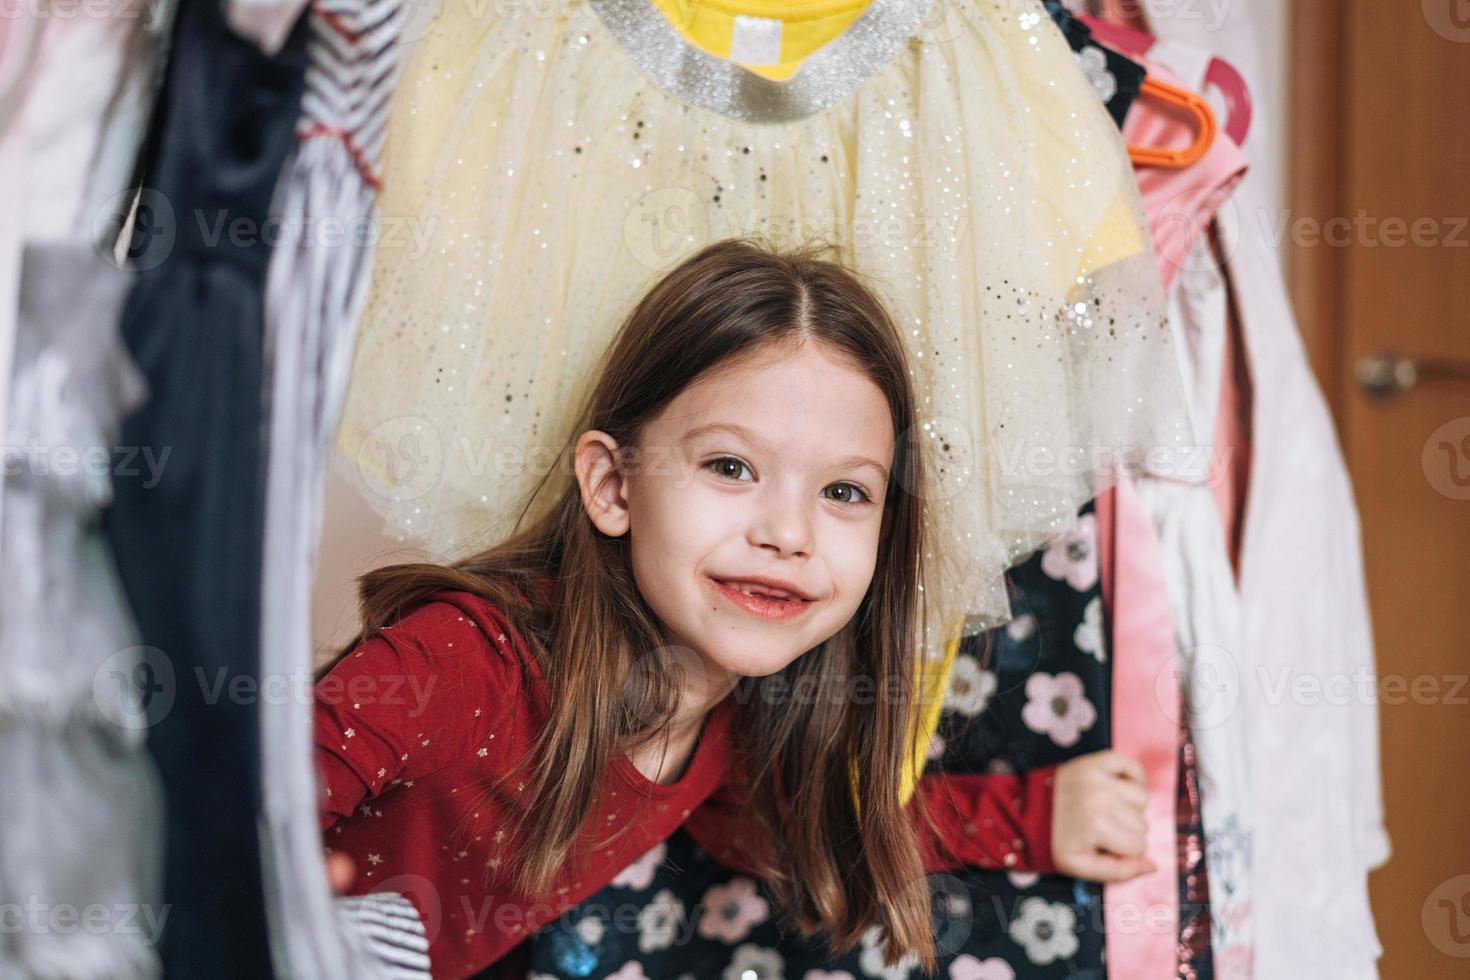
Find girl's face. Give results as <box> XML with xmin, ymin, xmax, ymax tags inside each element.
<box><xmin>575</xmin><ymin>340</ymin><xmax>896</xmax><ymax>685</ymax></box>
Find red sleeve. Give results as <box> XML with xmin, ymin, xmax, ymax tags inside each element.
<box><xmin>313</xmin><ymin>597</ymin><xmax>526</xmax><ymax>831</ymax></box>
<box><xmin>683</xmin><ymin>766</ymin><xmax>1057</xmax><ymax>876</ymax></box>
<box><xmin>914</xmin><ymin>767</ymin><xmax>1057</xmax><ymax>874</ymax></box>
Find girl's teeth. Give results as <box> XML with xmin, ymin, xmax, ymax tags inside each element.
<box><xmin>735</xmin><ymin>585</ymin><xmax>790</xmax><ymax>600</ymax></box>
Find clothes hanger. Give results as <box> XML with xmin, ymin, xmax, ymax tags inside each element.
<box><xmin>1127</xmin><ymin>75</ymin><xmax>1218</xmax><ymax>169</ymax></box>
<box><xmin>1081</xmin><ymin>14</ymin><xmax>1253</xmax><ymax>146</ymax></box>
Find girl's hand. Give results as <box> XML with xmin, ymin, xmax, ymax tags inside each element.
<box><xmin>326</xmin><ymin>852</ymin><xmax>356</xmax><ymax>894</ymax></box>
<box><xmin>1050</xmin><ymin>750</ymin><xmax>1157</xmax><ymax>882</ymax></box>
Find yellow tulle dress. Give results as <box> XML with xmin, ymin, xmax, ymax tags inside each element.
<box><xmin>335</xmin><ymin>0</ymin><xmax>1190</xmax><ymax>786</ymax></box>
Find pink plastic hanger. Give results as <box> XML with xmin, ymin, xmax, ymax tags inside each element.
<box><xmin>1079</xmin><ymin>14</ymin><xmax>1253</xmax><ymax>147</ymax></box>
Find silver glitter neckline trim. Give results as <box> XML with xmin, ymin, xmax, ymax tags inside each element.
<box><xmin>585</xmin><ymin>0</ymin><xmax>935</xmax><ymax>123</ymax></box>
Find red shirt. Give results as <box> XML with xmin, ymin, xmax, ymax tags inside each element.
<box><xmin>315</xmin><ymin>590</ymin><xmax>735</xmax><ymax>979</ymax></box>
<box><xmin>316</xmin><ymin>587</ymin><xmax>1057</xmax><ymax>978</ymax></box>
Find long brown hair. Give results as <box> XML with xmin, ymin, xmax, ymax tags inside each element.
<box><xmin>336</xmin><ymin>239</ymin><xmax>936</xmax><ymax>968</ymax></box>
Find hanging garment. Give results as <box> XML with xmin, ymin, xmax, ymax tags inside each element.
<box><xmin>1199</xmin><ymin>170</ymin><xmax>1386</xmax><ymax>980</ymax></box>
<box><xmin>104</xmin><ymin>2</ymin><xmax>309</xmax><ymax>977</ymax></box>
<box><xmin>1050</xmin><ymin>43</ymin><xmax>1257</xmax><ymax>975</ymax></box>
<box><xmin>1137</xmin><ymin>23</ymin><xmax>1387</xmax><ymax>979</ymax></box>
<box><xmin>0</xmin><ymin>245</ymin><xmax>165</xmax><ymax>980</ymax></box>
<box><xmin>0</xmin><ymin>4</ymin><xmax>172</xmax><ymax>978</ymax></box>
<box><xmin>255</xmin><ymin>0</ymin><xmax>412</xmax><ymax>976</ymax></box>
<box><xmin>1121</xmin><ymin>61</ymin><xmax>1247</xmax><ymax>293</ymax></box>
<box><xmin>333</xmin><ymin>0</ymin><xmax>1193</xmax><ymax>678</ymax></box>
<box><xmin>1119</xmin><ymin>69</ymin><xmax>1256</xmax><ymax>972</ymax></box>
<box><xmin>1094</xmin><ymin>480</ymin><xmax>1182</xmax><ymax>980</ymax></box>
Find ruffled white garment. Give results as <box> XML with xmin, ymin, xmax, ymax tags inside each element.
<box><xmin>0</xmin><ymin>5</ymin><xmax>170</xmax><ymax>978</ymax></box>
<box><xmin>336</xmin><ymin>0</ymin><xmax>1192</xmax><ymax>659</ymax></box>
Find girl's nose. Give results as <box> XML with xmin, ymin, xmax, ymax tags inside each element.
<box><xmin>748</xmin><ymin>485</ymin><xmax>813</xmax><ymax>558</ymax></box>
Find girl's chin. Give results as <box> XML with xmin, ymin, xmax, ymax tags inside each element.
<box><xmin>704</xmin><ymin>643</ymin><xmax>811</xmax><ymax>681</ymax></box>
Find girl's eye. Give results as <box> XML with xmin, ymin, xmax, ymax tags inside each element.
<box><xmin>823</xmin><ymin>482</ymin><xmax>874</xmax><ymax>506</ymax></box>
<box><xmin>706</xmin><ymin>457</ymin><xmax>753</xmax><ymax>482</ymax></box>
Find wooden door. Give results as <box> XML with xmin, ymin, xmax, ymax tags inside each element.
<box><xmin>1291</xmin><ymin>2</ymin><xmax>1470</xmax><ymax>977</ymax></box>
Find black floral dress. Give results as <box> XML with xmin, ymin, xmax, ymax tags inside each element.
<box><xmin>490</xmin><ymin>504</ymin><xmax>1213</xmax><ymax>980</ymax></box>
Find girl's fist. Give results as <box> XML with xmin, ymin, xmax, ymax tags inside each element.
<box><xmin>1050</xmin><ymin>750</ymin><xmax>1157</xmax><ymax>883</ymax></box>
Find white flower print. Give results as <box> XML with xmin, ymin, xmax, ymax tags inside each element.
<box><xmin>1039</xmin><ymin>515</ymin><xmax>1099</xmax><ymax>592</ymax></box>
<box><xmin>1073</xmin><ymin>597</ymin><xmax>1105</xmax><ymax>661</ymax></box>
<box><xmin>722</xmin><ymin>943</ymin><xmax>785</xmax><ymax>980</ymax></box>
<box><xmin>612</xmin><ymin>841</ymin><xmax>667</xmax><ymax>891</ymax></box>
<box><xmin>804</xmin><ymin>971</ymin><xmax>856</xmax><ymax>980</ymax></box>
<box><xmin>574</xmin><ymin>915</ymin><xmax>605</xmax><ymax>946</ymax></box>
<box><xmin>698</xmin><ymin>876</ymin><xmax>770</xmax><ymax>943</ymax></box>
<box><xmin>1005</xmin><ymin>612</ymin><xmax>1038</xmax><ymax>642</ymax></box>
<box><xmin>943</xmin><ymin>654</ymin><xmax>998</xmax><ymax>718</ymax></box>
<box><xmin>636</xmin><ymin>888</ymin><xmax>686</xmax><ymax>954</ymax></box>
<box><xmin>949</xmin><ymin>954</ymin><xmax>1016</xmax><ymax>980</ymax></box>
<box><xmin>1020</xmin><ymin>672</ymin><xmax>1097</xmax><ymax>747</ymax></box>
<box><xmin>1006</xmin><ymin>897</ymin><xmax>1079</xmax><ymax>965</ymax></box>
<box><xmin>857</xmin><ymin>924</ymin><xmax>918</xmax><ymax>980</ymax></box>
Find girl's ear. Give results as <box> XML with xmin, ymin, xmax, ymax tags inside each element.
<box><xmin>574</xmin><ymin>430</ymin><xmax>632</xmax><ymax>537</ymax></box>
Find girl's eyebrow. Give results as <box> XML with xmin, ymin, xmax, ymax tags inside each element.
<box><xmin>681</xmin><ymin>420</ymin><xmax>890</xmax><ymax>483</ymax></box>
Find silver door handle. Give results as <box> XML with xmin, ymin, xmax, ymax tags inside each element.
<box><xmin>1356</xmin><ymin>352</ymin><xmax>1470</xmax><ymax>398</ymax></box>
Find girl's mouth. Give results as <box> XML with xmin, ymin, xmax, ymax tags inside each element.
<box><xmin>708</xmin><ymin>577</ymin><xmax>815</xmax><ymax>622</ymax></box>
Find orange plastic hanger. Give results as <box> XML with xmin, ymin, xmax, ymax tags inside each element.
<box><xmin>1126</xmin><ymin>74</ymin><xmax>1218</xmax><ymax>169</ymax></box>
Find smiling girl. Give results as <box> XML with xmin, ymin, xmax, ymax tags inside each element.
<box><xmin>316</xmin><ymin>240</ymin><xmax>942</xmax><ymax>978</ymax></box>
